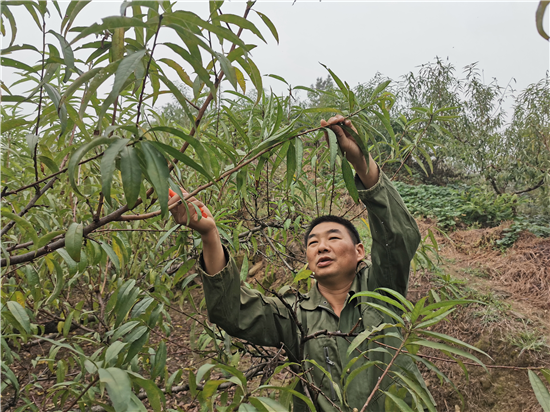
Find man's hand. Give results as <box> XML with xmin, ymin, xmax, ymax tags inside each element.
<box><xmin>169</xmin><ymin>188</ymin><xmax>226</xmax><ymax>275</ymax></box>
<box><xmin>321</xmin><ymin>115</ymin><xmax>379</xmax><ymax>189</ymax></box>
<box><xmin>169</xmin><ymin>188</ymin><xmax>216</xmax><ymax>236</ymax></box>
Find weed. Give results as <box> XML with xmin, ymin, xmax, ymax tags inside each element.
<box><xmin>508</xmin><ymin>330</ymin><xmax>550</xmax><ymax>356</ymax></box>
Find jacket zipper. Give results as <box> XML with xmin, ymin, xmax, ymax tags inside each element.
<box><xmin>324</xmin><ymin>347</ymin><xmax>336</xmax><ymax>401</ymax></box>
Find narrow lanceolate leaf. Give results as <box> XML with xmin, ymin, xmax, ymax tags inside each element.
<box><xmin>59</xmin><ymin>67</ymin><xmax>101</xmax><ymax>107</ymax></box>
<box><xmin>65</xmin><ymin>222</ymin><xmax>83</xmax><ymax>262</ymax></box>
<box><xmin>2</xmin><ymin>211</ymin><xmax>39</xmax><ymax>252</ymax></box>
<box><xmin>140</xmin><ymin>141</ymin><xmax>169</xmax><ymax>217</ymax></box>
<box><xmin>98</xmin><ymin>368</ymin><xmax>132</xmax><ymax>412</ymax></box>
<box><xmin>120</xmin><ymin>146</ymin><xmax>141</xmax><ymax>209</ymax></box>
<box><xmin>101</xmin><ymin>139</ymin><xmax>130</xmax><ymax>206</ymax></box>
<box><xmin>7</xmin><ymin>301</ymin><xmax>31</xmax><ymax>334</ymax></box>
<box><xmin>151</xmin><ymin>141</ymin><xmax>212</xmax><ymax>181</ymax></box>
<box><xmin>341</xmin><ymin>157</ymin><xmax>359</xmax><ymax>203</ymax></box>
<box><xmin>98</xmin><ymin>49</ymin><xmax>146</xmax><ymax>126</ymax></box>
<box><xmin>61</xmin><ymin>0</ymin><xmax>92</xmax><ymax>36</ymax></box>
<box><xmin>2</xmin><ymin>6</ymin><xmax>17</xmax><ymax>47</ymax></box>
<box><xmin>43</xmin><ymin>83</ymin><xmax>68</xmax><ymax>135</ymax></box>
<box><xmin>151</xmin><ymin>341</ymin><xmax>167</xmax><ymax>380</ymax></box>
<box><xmin>529</xmin><ymin>370</ymin><xmax>550</xmax><ymax>412</ymax></box>
<box><xmin>48</xmin><ymin>30</ymin><xmax>75</xmax><ymax>69</ymax></box>
<box><xmin>382</xmin><ymin>390</ymin><xmax>415</xmax><ymax>412</ymax></box>
<box><xmin>101</xmin><ymin>241</ymin><xmax>120</xmax><ymax>272</ymax></box>
<box><xmin>326</xmin><ymin>128</ymin><xmax>338</xmax><ymax>169</ymax></box>
<box><xmin>254</xmin><ymin>10</ymin><xmax>279</xmax><ymax>43</ymax></box>
<box><xmin>286</xmin><ymin>141</ymin><xmax>296</xmax><ymax>188</ymax></box>
<box><xmin>536</xmin><ymin>1</ymin><xmax>550</xmax><ymax>41</ymax></box>
<box><xmin>214</xmin><ymin>14</ymin><xmax>266</xmax><ymax>43</ymax></box>
<box><xmin>68</xmin><ymin>137</ymin><xmax>112</xmax><ymax>196</ymax></box>
<box><xmin>25</xmin><ymin>134</ymin><xmax>39</xmax><ymax>157</ymax></box>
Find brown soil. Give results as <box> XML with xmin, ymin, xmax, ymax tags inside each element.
<box><xmin>410</xmin><ymin>220</ymin><xmax>550</xmax><ymax>412</ymax></box>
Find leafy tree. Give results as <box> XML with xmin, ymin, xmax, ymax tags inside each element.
<box><xmin>3</xmin><ymin>1</ymin><xmax>541</xmax><ymax>411</ymax></box>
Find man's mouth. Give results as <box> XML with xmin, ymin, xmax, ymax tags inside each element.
<box><xmin>317</xmin><ymin>256</ymin><xmax>333</xmax><ymax>268</ymax></box>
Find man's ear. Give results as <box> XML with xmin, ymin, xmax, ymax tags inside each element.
<box><xmin>355</xmin><ymin>242</ymin><xmax>365</xmax><ymax>262</ymax></box>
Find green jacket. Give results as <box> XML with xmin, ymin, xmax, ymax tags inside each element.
<box><xmin>199</xmin><ymin>172</ymin><xmax>427</xmax><ymax>411</ymax></box>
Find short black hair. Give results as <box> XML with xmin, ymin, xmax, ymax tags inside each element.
<box><xmin>304</xmin><ymin>215</ymin><xmax>361</xmax><ymax>246</ymax></box>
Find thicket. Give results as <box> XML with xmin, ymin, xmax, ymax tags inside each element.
<box><xmin>1</xmin><ymin>1</ymin><xmax>549</xmax><ymax>412</ymax></box>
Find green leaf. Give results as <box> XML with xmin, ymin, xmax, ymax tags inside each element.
<box><xmin>100</xmin><ymin>241</ymin><xmax>120</xmax><ymax>272</ymax></box>
<box><xmin>98</xmin><ymin>49</ymin><xmax>146</xmax><ymax>126</ymax></box>
<box><xmin>254</xmin><ymin>11</ymin><xmax>279</xmax><ymax>44</ymax></box>
<box><xmin>25</xmin><ymin>134</ymin><xmax>38</xmax><ymax>157</ymax></box>
<box><xmin>341</xmin><ymin>157</ymin><xmax>359</xmax><ymax>203</ymax></box>
<box><xmin>351</xmin><ymin>291</ymin><xmax>406</xmax><ymax>313</ymax></box>
<box><xmin>257</xmin><ymin>386</ymin><xmax>316</xmax><ymax>412</ymax></box>
<box><xmin>140</xmin><ymin>141</ymin><xmax>169</xmax><ymax>217</ymax></box>
<box><xmin>6</xmin><ymin>301</ymin><xmax>30</xmax><ymax>334</ymax></box>
<box><xmin>130</xmin><ymin>375</ymin><xmax>165</xmax><ymax>412</ymax></box>
<box><xmin>214</xmin><ymin>14</ymin><xmax>266</xmax><ymax>43</ymax></box>
<box><xmin>215</xmin><ymin>51</ymin><xmax>237</xmax><ymax>90</ymax></box>
<box><xmin>529</xmin><ymin>370</ymin><xmax>550</xmax><ymax>412</ymax></box>
<box><xmin>326</xmin><ymin>128</ymin><xmax>338</xmax><ymax>169</ymax></box>
<box><xmin>2</xmin><ymin>211</ymin><xmax>39</xmax><ymax>252</ymax></box>
<box><xmin>536</xmin><ymin>1</ymin><xmax>550</xmax><ymax>40</ymax></box>
<box><xmin>382</xmin><ymin>390</ymin><xmax>415</xmax><ymax>412</ymax></box>
<box><xmin>59</xmin><ymin>67</ymin><xmax>101</xmax><ymax>107</ymax></box>
<box><xmin>98</xmin><ymin>367</ymin><xmax>132</xmax><ymax>412</ymax></box>
<box><xmin>65</xmin><ymin>222</ymin><xmax>83</xmax><ymax>262</ymax></box>
<box><xmin>101</xmin><ymin>139</ymin><xmax>130</xmax><ymax>206</ymax></box>
<box><xmin>38</xmin><ymin>155</ymin><xmax>60</xmax><ymax>174</ymax></box>
<box><xmin>151</xmin><ymin>341</ymin><xmax>166</xmax><ymax>380</ymax></box>
<box><xmin>412</xmin><ymin>340</ymin><xmax>488</xmax><ymax>372</ymax></box>
<box><xmin>286</xmin><ymin>141</ymin><xmax>296</xmax><ymax>188</ymax></box>
<box><xmin>43</xmin><ymin>83</ymin><xmax>67</xmax><ymax>135</ymax></box>
<box><xmin>249</xmin><ymin>397</ymin><xmax>288</xmax><ymax>412</ymax></box>
<box><xmin>68</xmin><ymin>137</ymin><xmax>112</xmax><ymax>196</ymax></box>
<box><xmin>48</xmin><ymin>30</ymin><xmax>74</xmax><ymax>69</ymax></box>
<box><xmin>346</xmin><ymin>323</ymin><xmax>393</xmax><ymax>357</ymax></box>
<box><xmin>119</xmin><ymin>145</ymin><xmax>141</xmax><ymax>209</ymax></box>
<box><xmin>2</xmin><ymin>6</ymin><xmax>17</xmax><ymax>47</ymax></box>
<box><xmin>150</xmin><ymin>141</ymin><xmax>212</xmax><ymax>181</ymax></box>
<box><xmin>0</xmin><ymin>57</ymin><xmax>35</xmax><ymax>73</ymax></box>
<box><xmin>105</xmin><ymin>341</ymin><xmax>127</xmax><ymax>366</ymax></box>
<box><xmin>417</xmin><ymin>330</ymin><xmax>491</xmax><ymax>360</ymax></box>
<box><xmin>62</xmin><ymin>1</ymin><xmax>92</xmax><ymax>35</ymax></box>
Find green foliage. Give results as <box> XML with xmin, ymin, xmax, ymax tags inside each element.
<box><xmin>496</xmin><ymin>215</ymin><xmax>550</xmax><ymax>248</ymax></box>
<box><xmin>394</xmin><ymin>182</ymin><xmax>523</xmax><ymax>229</ymax></box>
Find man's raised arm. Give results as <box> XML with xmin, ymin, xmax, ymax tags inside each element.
<box><xmin>168</xmin><ymin>189</ymin><xmax>226</xmax><ymax>275</ymax></box>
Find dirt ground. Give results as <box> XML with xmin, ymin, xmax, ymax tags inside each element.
<box><xmin>4</xmin><ymin>219</ymin><xmax>550</xmax><ymax>411</ymax></box>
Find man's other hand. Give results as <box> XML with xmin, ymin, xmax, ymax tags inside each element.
<box><xmin>321</xmin><ymin>115</ymin><xmax>368</xmax><ymax>174</ymax></box>
<box><xmin>321</xmin><ymin>115</ymin><xmax>379</xmax><ymax>189</ymax></box>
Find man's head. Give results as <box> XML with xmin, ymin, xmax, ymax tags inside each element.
<box><xmin>304</xmin><ymin>216</ymin><xmax>364</xmax><ymax>284</ymax></box>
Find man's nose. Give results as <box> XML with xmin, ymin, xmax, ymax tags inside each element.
<box><xmin>317</xmin><ymin>238</ymin><xmax>329</xmax><ymax>252</ymax></box>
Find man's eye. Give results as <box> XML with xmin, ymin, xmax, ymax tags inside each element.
<box><xmin>308</xmin><ymin>241</ymin><xmax>317</xmax><ymax>246</ymax></box>
<box><xmin>329</xmin><ymin>237</ymin><xmax>339</xmax><ymax>240</ymax></box>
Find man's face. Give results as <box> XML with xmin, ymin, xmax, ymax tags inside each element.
<box><xmin>305</xmin><ymin>222</ymin><xmax>364</xmax><ymax>283</ymax></box>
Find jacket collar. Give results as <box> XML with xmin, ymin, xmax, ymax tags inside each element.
<box><xmin>299</xmin><ymin>260</ymin><xmax>369</xmax><ymax>311</ymax></box>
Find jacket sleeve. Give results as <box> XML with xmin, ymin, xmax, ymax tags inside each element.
<box><xmin>198</xmin><ymin>247</ymin><xmax>300</xmax><ymax>360</ymax></box>
<box><xmin>356</xmin><ymin>170</ymin><xmax>421</xmax><ymax>296</ymax></box>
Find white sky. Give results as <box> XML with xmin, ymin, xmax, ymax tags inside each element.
<box><xmin>2</xmin><ymin>1</ymin><xmax>549</xmax><ymax>112</ymax></box>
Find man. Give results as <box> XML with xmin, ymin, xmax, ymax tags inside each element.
<box><xmin>170</xmin><ymin>115</ymin><xmax>428</xmax><ymax>411</ymax></box>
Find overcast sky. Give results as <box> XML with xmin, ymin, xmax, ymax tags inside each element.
<box><xmin>3</xmin><ymin>1</ymin><xmax>549</xmax><ymax>112</ymax></box>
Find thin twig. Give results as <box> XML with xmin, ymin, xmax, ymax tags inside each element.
<box><xmin>62</xmin><ymin>376</ymin><xmax>99</xmax><ymax>412</ymax></box>
<box><xmin>135</xmin><ymin>14</ymin><xmax>163</xmax><ymax>128</ymax></box>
